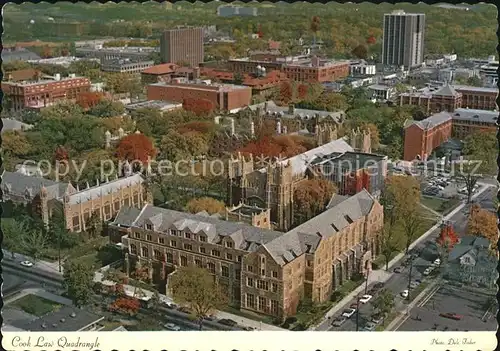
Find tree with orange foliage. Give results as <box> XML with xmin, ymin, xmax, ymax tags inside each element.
<box><xmin>366</xmin><ymin>35</ymin><xmax>376</xmax><ymax>45</ymax></box>
<box><xmin>298</xmin><ymin>84</ymin><xmax>309</xmax><ymax>100</ymax></box>
<box><xmin>293</xmin><ymin>179</ymin><xmax>336</xmax><ymax>224</ymax></box>
<box><xmin>185</xmin><ymin>197</ymin><xmax>226</xmax><ymax>215</ymax></box>
<box><xmin>238</xmin><ymin>136</ymin><xmax>283</xmax><ymax>159</ymax></box>
<box><xmin>76</xmin><ymin>92</ymin><xmax>103</xmax><ymax>110</ymax></box>
<box><xmin>116</xmin><ymin>133</ymin><xmax>157</xmax><ymax>165</ymax></box>
<box><xmin>53</xmin><ymin>145</ymin><xmax>69</xmax><ymax>162</ymax></box>
<box><xmin>273</xmin><ymin>135</ymin><xmax>307</xmax><ymax>158</ymax></box>
<box><xmin>183</xmin><ymin>98</ymin><xmax>216</xmax><ymax>116</ymax></box>
<box><xmin>279</xmin><ymin>81</ymin><xmax>293</xmax><ymax>104</ymax></box>
<box><xmin>176</xmin><ymin>121</ymin><xmax>215</xmax><ymax>136</ymax></box>
<box><xmin>467</xmin><ymin>204</ymin><xmax>498</xmax><ymax>248</ymax></box>
<box><xmin>40</xmin><ymin>45</ymin><xmax>53</xmax><ymax>58</ymax></box>
<box><xmin>108</xmin><ymin>297</ymin><xmax>141</xmax><ymax>316</ymax></box>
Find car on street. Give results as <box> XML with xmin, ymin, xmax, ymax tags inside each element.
<box><xmin>433</xmin><ymin>258</ymin><xmax>441</xmax><ymax>266</ymax></box>
<box><xmin>342</xmin><ymin>308</ymin><xmax>356</xmax><ymax>318</ymax></box>
<box><xmin>242</xmin><ymin>326</ymin><xmax>256</xmax><ymax>331</ymax></box>
<box><xmin>331</xmin><ymin>316</ymin><xmax>347</xmax><ymax>327</ymax></box>
<box><xmin>218</xmin><ymin>319</ymin><xmax>238</xmax><ymax>327</ymax></box>
<box><xmin>363</xmin><ymin>322</ymin><xmax>377</xmax><ymax>331</ymax></box>
<box><xmin>203</xmin><ymin>314</ymin><xmax>217</xmax><ymax>321</ymax></box>
<box><xmin>423</xmin><ymin>267</ymin><xmax>434</xmax><ymax>276</ymax></box>
<box><xmin>359</xmin><ymin>295</ymin><xmax>373</xmax><ymax>304</ymax></box>
<box><xmin>400</xmin><ymin>289</ymin><xmax>409</xmax><ymax>298</ymax></box>
<box><xmin>414</xmin><ymin>278</ymin><xmax>422</xmax><ymax>284</ymax></box>
<box><xmin>163</xmin><ymin>323</ymin><xmax>181</xmax><ymax>331</ymax></box>
<box><xmin>20</xmin><ymin>261</ymin><xmax>33</xmax><ymax>267</ymax></box>
<box><xmin>393</xmin><ymin>266</ymin><xmax>403</xmax><ymax>273</ymax></box>
<box><xmin>373</xmin><ymin>282</ymin><xmax>384</xmax><ymax>290</ymax></box>
<box><xmin>409</xmin><ymin>281</ymin><xmax>420</xmax><ymax>289</ymax></box>
<box><xmin>440</xmin><ymin>312</ymin><xmax>463</xmax><ymax>321</ymax></box>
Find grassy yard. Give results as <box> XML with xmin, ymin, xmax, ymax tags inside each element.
<box><xmin>421</xmin><ymin>196</ymin><xmax>460</xmax><ymax>215</ymax></box>
<box><xmin>11</xmin><ymin>294</ymin><xmax>62</xmax><ymax>316</ymax></box>
<box><xmin>68</xmin><ymin>241</ymin><xmax>123</xmax><ymax>269</ymax></box>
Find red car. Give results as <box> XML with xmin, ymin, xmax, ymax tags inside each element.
<box><xmin>440</xmin><ymin>312</ymin><xmax>463</xmax><ymax>321</ymax></box>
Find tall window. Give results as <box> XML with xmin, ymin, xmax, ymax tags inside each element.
<box><xmin>258</xmin><ymin>296</ymin><xmax>267</xmax><ymax>312</ymax></box>
<box><xmin>104</xmin><ymin>203</ymin><xmax>112</xmax><ymax>220</ymax></box>
<box><xmin>221</xmin><ymin>266</ymin><xmax>229</xmax><ymax>278</ymax></box>
<box><xmin>184</xmin><ymin>243</ymin><xmax>193</xmax><ymax>251</ymax></box>
<box><xmin>271</xmin><ymin>300</ymin><xmax>279</xmax><ymax>316</ymax></box>
<box><xmin>154</xmin><ymin>249</ymin><xmax>162</xmax><ymax>260</ymax></box>
<box><xmin>114</xmin><ymin>200</ymin><xmax>120</xmax><ymax>212</ymax></box>
<box><xmin>166</xmin><ymin>252</ymin><xmax>173</xmax><ymax>263</ymax></box>
<box><xmin>211</xmin><ymin>249</ymin><xmax>220</xmax><ymax>257</ymax></box>
<box><xmin>123</xmin><ymin>196</ymin><xmax>130</xmax><ymax>207</ymax></box>
<box><xmin>141</xmin><ymin>247</ymin><xmax>149</xmax><ymax>258</ymax></box>
<box><xmin>130</xmin><ymin>244</ymin><xmax>137</xmax><ymax>255</ymax></box>
<box><xmin>247</xmin><ymin>277</ymin><xmax>254</xmax><ymax>287</ymax></box>
<box><xmin>133</xmin><ymin>193</ymin><xmax>139</xmax><ymax>207</ymax></box>
<box><xmin>180</xmin><ymin>256</ymin><xmax>188</xmax><ymax>266</ymax></box>
<box><xmin>195</xmin><ymin>259</ymin><xmax>202</xmax><ymax>268</ymax></box>
<box><xmin>246</xmin><ymin>294</ymin><xmax>256</xmax><ymax>309</ymax></box>
<box><xmin>207</xmin><ymin>262</ymin><xmax>216</xmax><ymax>274</ymax></box>
<box><xmin>72</xmin><ymin>214</ymin><xmax>80</xmax><ymax>232</ymax></box>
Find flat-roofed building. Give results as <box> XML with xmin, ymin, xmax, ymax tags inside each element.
<box><xmin>160</xmin><ymin>27</ymin><xmax>204</xmax><ymax>67</ymax></box>
<box><xmin>450</xmin><ymin>108</ymin><xmax>498</xmax><ymax>139</ymax></box>
<box><xmin>101</xmin><ymin>58</ymin><xmax>154</xmax><ymax>74</ymax></box>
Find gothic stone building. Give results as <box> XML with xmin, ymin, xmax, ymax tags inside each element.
<box><xmin>226</xmin><ymin>138</ymin><xmax>355</xmax><ymax>231</ymax></box>
<box><xmin>109</xmin><ymin>189</ymin><xmax>383</xmax><ymax>319</ymax></box>
<box><xmin>1</xmin><ymin>171</ymin><xmax>151</xmax><ymax>231</ymax></box>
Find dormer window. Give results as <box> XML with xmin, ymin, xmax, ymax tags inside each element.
<box><xmin>145</xmin><ymin>223</ymin><xmax>153</xmax><ymax>231</ymax></box>
<box><xmin>199</xmin><ymin>235</ymin><xmax>207</xmax><ymax>242</ymax></box>
<box><xmin>225</xmin><ymin>240</ymin><xmax>234</xmax><ymax>248</ymax></box>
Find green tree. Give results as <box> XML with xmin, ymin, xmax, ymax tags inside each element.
<box><xmin>169</xmin><ymin>266</ymin><xmax>228</xmax><ymax>330</ymax></box>
<box><xmin>21</xmin><ymin>230</ymin><xmax>49</xmax><ymax>264</ymax></box>
<box><xmin>379</xmin><ymin>224</ymin><xmax>400</xmax><ymax>271</ymax></box>
<box><xmin>401</xmin><ymin>210</ymin><xmax>422</xmax><ymax>254</ymax></box>
<box><xmin>89</xmin><ymin>99</ymin><xmax>125</xmax><ymax>117</ymax></box>
<box><xmin>86</xmin><ymin>212</ymin><xmax>103</xmax><ymax>239</ymax></box>
<box><xmin>233</xmin><ymin>72</ymin><xmax>244</xmax><ymax>85</ymax></box>
<box><xmin>372</xmin><ymin>289</ymin><xmax>395</xmax><ymax>317</ymax></box>
<box><xmin>63</xmin><ymin>261</ymin><xmax>94</xmax><ymax>307</ymax></box>
<box><xmin>1</xmin><ymin>218</ymin><xmax>29</xmax><ymax>259</ymax></box>
<box><xmin>466</xmin><ymin>76</ymin><xmax>483</xmax><ymax>87</ymax></box>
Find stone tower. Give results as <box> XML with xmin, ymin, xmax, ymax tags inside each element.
<box><xmin>315</xmin><ymin>124</ymin><xmax>338</xmax><ymax>146</ymax></box>
<box><xmin>350</xmin><ymin>127</ymin><xmax>372</xmax><ymax>153</ymax></box>
<box><xmin>266</xmin><ymin>159</ymin><xmax>294</xmax><ymax>231</ymax></box>
<box><xmin>226</xmin><ymin>152</ymin><xmax>255</xmax><ymax>206</ymax></box>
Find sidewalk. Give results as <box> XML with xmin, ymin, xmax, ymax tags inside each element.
<box><xmin>93</xmin><ymin>271</ymin><xmax>285</xmax><ymax>331</ymax></box>
<box><xmin>4</xmin><ymin>287</ymin><xmax>73</xmax><ymax>306</ymax></box>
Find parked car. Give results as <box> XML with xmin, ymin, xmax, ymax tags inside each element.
<box><xmin>371</xmin><ymin>315</ymin><xmax>385</xmax><ymax>324</ymax></box>
<box><xmin>401</xmin><ymin>290</ymin><xmax>409</xmax><ymax>298</ymax></box>
<box><xmin>414</xmin><ymin>279</ymin><xmax>422</xmax><ymax>284</ymax></box>
<box><xmin>342</xmin><ymin>308</ymin><xmax>356</xmax><ymax>318</ymax></box>
<box><xmin>242</xmin><ymin>326</ymin><xmax>255</xmax><ymax>331</ymax></box>
<box><xmin>332</xmin><ymin>316</ymin><xmax>347</xmax><ymax>327</ymax></box>
<box><xmin>203</xmin><ymin>314</ymin><xmax>217</xmax><ymax>321</ymax></box>
<box><xmin>373</xmin><ymin>282</ymin><xmax>384</xmax><ymax>290</ymax></box>
<box><xmin>359</xmin><ymin>295</ymin><xmax>373</xmax><ymax>304</ymax></box>
<box><xmin>218</xmin><ymin>319</ymin><xmax>238</xmax><ymax>327</ymax></box>
<box><xmin>440</xmin><ymin>312</ymin><xmax>463</xmax><ymax>321</ymax></box>
<box><xmin>178</xmin><ymin>306</ymin><xmax>192</xmax><ymax>314</ymax></box>
<box><xmin>433</xmin><ymin>258</ymin><xmax>441</xmax><ymax>266</ymax></box>
<box><xmin>363</xmin><ymin>322</ymin><xmax>377</xmax><ymax>331</ymax></box>
<box><xmin>20</xmin><ymin>261</ymin><xmax>33</xmax><ymax>267</ymax></box>
<box><xmin>393</xmin><ymin>266</ymin><xmax>403</xmax><ymax>273</ymax></box>
<box><xmin>163</xmin><ymin>323</ymin><xmax>181</xmax><ymax>331</ymax></box>
<box><xmin>409</xmin><ymin>281</ymin><xmax>420</xmax><ymax>289</ymax></box>
<box><xmin>423</xmin><ymin>267</ymin><xmax>433</xmax><ymax>276</ymax></box>
<box><xmin>350</xmin><ymin>303</ymin><xmax>358</xmax><ymax>310</ymax></box>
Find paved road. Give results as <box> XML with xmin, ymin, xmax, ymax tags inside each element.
<box><xmin>321</xmin><ymin>183</ymin><xmax>496</xmax><ymax>331</ymax></box>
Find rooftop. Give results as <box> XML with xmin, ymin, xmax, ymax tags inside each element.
<box><xmin>12</xmin><ymin>306</ymin><xmax>104</xmax><ymax>332</ymax></box>
<box><xmin>125</xmin><ymin>100</ymin><xmax>183</xmax><ymax>111</ymax></box>
<box><xmin>2</xmin><ymin>75</ymin><xmax>89</xmax><ymax>87</ymax></box>
<box><xmin>101</xmin><ymin>58</ymin><xmax>154</xmax><ymax>66</ymax></box>
<box><xmin>228</xmin><ymin>203</ymin><xmax>267</xmax><ymax>217</ymax></box>
<box><xmin>150</xmin><ymin>81</ymin><xmax>250</xmax><ymax>92</ymax></box>
<box><xmin>453</xmin><ymin>85</ymin><xmax>499</xmax><ymax>94</ymax></box>
<box><xmin>1</xmin><ymin>118</ymin><xmax>33</xmax><ymax>132</ymax></box>
<box><xmin>451</xmin><ymin>108</ymin><xmax>498</xmax><ymax>124</ymax></box>
<box><xmin>246</xmin><ymin>101</ymin><xmax>345</xmax><ymax>123</ymax></box>
<box><xmin>1</xmin><ymin>171</ymin><xmax>70</xmax><ymax>201</ymax></box>
<box><xmin>404</xmin><ymin>111</ymin><xmax>452</xmax><ymax>130</ymax></box>
<box><xmin>310</xmin><ymin>151</ymin><xmax>387</xmax><ymax>171</ymax></box>
<box><xmin>141</xmin><ymin>63</ymin><xmax>179</xmax><ymax>75</ymax></box>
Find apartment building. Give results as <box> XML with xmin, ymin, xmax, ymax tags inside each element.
<box><xmin>1</xmin><ymin>75</ymin><xmax>91</xmax><ymax>111</ymax></box>
<box><xmin>110</xmin><ymin>189</ymin><xmax>383</xmax><ymax>319</ymax></box>
<box><xmin>382</xmin><ymin>10</ymin><xmax>425</xmax><ymax>68</ymax></box>
<box><xmin>453</xmin><ymin>85</ymin><xmax>498</xmax><ymax>111</ymax></box>
<box><xmin>100</xmin><ymin>58</ymin><xmax>154</xmax><ymax>74</ymax></box>
<box><xmin>450</xmin><ymin>108</ymin><xmax>498</xmax><ymax>140</ymax></box>
<box><xmin>75</xmin><ymin>46</ymin><xmax>156</xmax><ymax>61</ymax></box>
<box><xmin>146</xmin><ymin>80</ymin><xmax>252</xmax><ymax>112</ymax></box>
<box><xmin>160</xmin><ymin>27</ymin><xmax>204</xmax><ymax>67</ymax></box>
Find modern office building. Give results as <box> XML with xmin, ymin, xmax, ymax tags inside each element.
<box><xmin>160</xmin><ymin>27</ymin><xmax>204</xmax><ymax>67</ymax></box>
<box><xmin>217</xmin><ymin>5</ymin><xmax>258</xmax><ymax>17</ymax></box>
<box><xmin>382</xmin><ymin>10</ymin><xmax>425</xmax><ymax>68</ymax></box>
<box><xmin>100</xmin><ymin>58</ymin><xmax>155</xmax><ymax>74</ymax></box>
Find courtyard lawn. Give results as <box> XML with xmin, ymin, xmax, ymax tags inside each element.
<box><xmin>421</xmin><ymin>196</ymin><xmax>460</xmax><ymax>215</ymax></box>
<box><xmin>11</xmin><ymin>294</ymin><xmax>62</xmax><ymax>316</ymax></box>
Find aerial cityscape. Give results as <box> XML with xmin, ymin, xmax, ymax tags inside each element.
<box><xmin>1</xmin><ymin>1</ymin><xmax>498</xmax><ymax>335</ymax></box>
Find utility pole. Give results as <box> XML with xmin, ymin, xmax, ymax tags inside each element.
<box><xmin>356</xmin><ymin>296</ymin><xmax>360</xmax><ymax>331</ymax></box>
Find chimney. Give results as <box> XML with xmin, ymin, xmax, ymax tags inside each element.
<box><xmin>311</xmin><ymin>55</ymin><xmax>320</xmax><ymax>67</ymax></box>
<box><xmin>193</xmin><ymin>67</ymin><xmax>201</xmax><ymax>79</ymax></box>
<box><xmin>230</xmin><ymin>118</ymin><xmax>235</xmax><ymax>136</ymax></box>
<box><xmin>264</xmin><ymin>102</ymin><xmax>268</xmax><ymax>112</ymax></box>
<box><xmin>276</xmin><ymin>120</ymin><xmax>282</xmax><ymax>134</ymax></box>
<box><xmin>250</xmin><ymin>120</ymin><xmax>255</xmax><ymax>137</ymax></box>
<box><xmin>288</xmin><ymin>104</ymin><xmax>295</xmax><ymax>115</ymax></box>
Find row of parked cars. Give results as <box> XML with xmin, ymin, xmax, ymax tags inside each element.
<box><xmin>331</xmin><ymin>282</ymin><xmax>385</xmax><ymax>329</ymax></box>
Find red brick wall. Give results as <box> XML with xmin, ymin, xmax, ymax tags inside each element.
<box><xmin>226</xmin><ymin>88</ymin><xmax>252</xmax><ymax>110</ymax></box>
<box><xmin>404</xmin><ymin>120</ymin><xmax>452</xmax><ymax>161</ymax></box>
<box><xmin>404</xmin><ymin>125</ymin><xmax>425</xmax><ymax>161</ymax></box>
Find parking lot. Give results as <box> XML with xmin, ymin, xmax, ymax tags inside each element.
<box><xmin>397</xmin><ymin>285</ymin><xmax>496</xmax><ymax>331</ymax></box>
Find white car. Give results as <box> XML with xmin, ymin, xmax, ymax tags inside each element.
<box><xmin>20</xmin><ymin>261</ymin><xmax>33</xmax><ymax>267</ymax></box>
<box><xmin>432</xmin><ymin>258</ymin><xmax>441</xmax><ymax>266</ymax></box>
<box><xmin>423</xmin><ymin>267</ymin><xmax>434</xmax><ymax>276</ymax></box>
<box><xmin>163</xmin><ymin>323</ymin><xmax>181</xmax><ymax>331</ymax></box>
<box><xmin>342</xmin><ymin>308</ymin><xmax>356</xmax><ymax>318</ymax></box>
<box><xmin>400</xmin><ymin>289</ymin><xmax>409</xmax><ymax>298</ymax></box>
<box><xmin>359</xmin><ymin>295</ymin><xmax>373</xmax><ymax>304</ymax></box>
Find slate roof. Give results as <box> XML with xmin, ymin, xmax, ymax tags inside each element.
<box><xmin>67</xmin><ymin>174</ymin><xmax>144</xmax><ymax>205</ymax></box>
<box><xmin>264</xmin><ymin>189</ymin><xmax>376</xmax><ymax>265</ymax></box>
<box><xmin>12</xmin><ymin>306</ymin><xmax>104</xmax><ymax>332</ymax></box>
<box><xmin>451</xmin><ymin>108</ymin><xmax>498</xmax><ymax>124</ymax></box>
<box><xmin>1</xmin><ymin>171</ymin><xmax>70</xmax><ymax>200</ymax></box>
<box><xmin>404</xmin><ymin>111</ymin><xmax>452</xmax><ymax>130</ymax></box>
<box><xmin>2</xmin><ymin>49</ymin><xmax>41</xmax><ymax>63</ymax></box>
<box><xmin>113</xmin><ymin>206</ymin><xmax>143</xmax><ymax>227</ymax></box>
<box><xmin>114</xmin><ymin>204</ymin><xmax>283</xmax><ymax>250</ymax></box>
<box><xmin>255</xmin><ymin>138</ymin><xmax>353</xmax><ymax>175</ymax></box>
<box><xmin>448</xmin><ymin>236</ymin><xmax>491</xmax><ymax>261</ymax></box>
<box><xmin>433</xmin><ymin>84</ymin><xmax>459</xmax><ymax>97</ymax></box>
<box><xmin>246</xmin><ymin>101</ymin><xmax>345</xmax><ymax>123</ymax></box>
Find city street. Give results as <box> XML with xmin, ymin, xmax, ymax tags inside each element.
<box><xmin>317</xmin><ymin>182</ymin><xmax>496</xmax><ymax>331</ymax></box>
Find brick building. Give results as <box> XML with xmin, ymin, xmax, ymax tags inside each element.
<box><xmin>100</xmin><ymin>58</ymin><xmax>154</xmax><ymax>74</ymax></box>
<box><xmin>450</xmin><ymin>108</ymin><xmax>498</xmax><ymax>140</ymax></box>
<box><xmin>140</xmin><ymin>63</ymin><xmax>180</xmax><ymax>85</ymax></box>
<box><xmin>1</xmin><ymin>75</ymin><xmax>91</xmax><ymax>111</ymax></box>
<box><xmin>146</xmin><ymin>81</ymin><xmax>252</xmax><ymax>112</ymax></box>
<box><xmin>160</xmin><ymin>27</ymin><xmax>204</xmax><ymax>67</ymax></box>
<box><xmin>403</xmin><ymin>111</ymin><xmax>453</xmax><ymax>161</ymax></box>
<box><xmin>228</xmin><ymin>55</ymin><xmax>350</xmax><ymax>83</ymax></box>
<box><xmin>399</xmin><ymin>84</ymin><xmax>498</xmax><ymax>114</ymax></box>
<box><xmin>109</xmin><ymin>189</ymin><xmax>383</xmax><ymax>319</ymax></box>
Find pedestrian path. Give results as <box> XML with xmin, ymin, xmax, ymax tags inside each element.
<box><xmin>93</xmin><ymin>270</ymin><xmax>285</xmax><ymax>331</ymax></box>
<box><xmin>2</xmin><ymin>250</ymin><xmax>63</xmax><ymax>274</ymax></box>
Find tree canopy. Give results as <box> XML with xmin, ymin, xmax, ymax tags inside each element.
<box><xmin>185</xmin><ymin>197</ymin><xmax>226</xmax><ymax>215</ymax></box>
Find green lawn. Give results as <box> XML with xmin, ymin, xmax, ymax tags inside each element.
<box><xmin>11</xmin><ymin>294</ymin><xmax>62</xmax><ymax>316</ymax></box>
<box><xmin>421</xmin><ymin>196</ymin><xmax>460</xmax><ymax>215</ymax></box>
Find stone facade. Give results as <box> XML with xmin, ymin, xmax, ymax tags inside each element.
<box><xmin>110</xmin><ymin>189</ymin><xmax>383</xmax><ymax>320</ymax></box>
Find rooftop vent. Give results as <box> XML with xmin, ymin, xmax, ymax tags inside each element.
<box><xmin>70</xmin><ymin>312</ymin><xmax>76</xmax><ymax>318</ymax></box>
<box><xmin>331</xmin><ymin>223</ymin><xmax>339</xmax><ymax>232</ymax></box>
<box><xmin>345</xmin><ymin>215</ymin><xmax>354</xmax><ymax>224</ymax></box>
<box><xmin>52</xmin><ymin>323</ymin><xmax>58</xmax><ymax>328</ymax></box>
<box><xmin>473</xmin><ymin>115</ymin><xmax>479</xmax><ymax>118</ymax></box>
<box><xmin>41</xmin><ymin>323</ymin><xmax>47</xmax><ymax>329</ymax></box>
<box><xmin>60</xmin><ymin>318</ymin><xmax>66</xmax><ymax>323</ymax></box>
